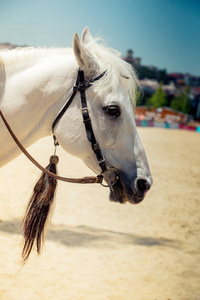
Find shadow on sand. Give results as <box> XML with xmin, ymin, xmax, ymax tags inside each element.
<box><xmin>0</xmin><ymin>218</ymin><xmax>180</xmax><ymax>249</ymax></box>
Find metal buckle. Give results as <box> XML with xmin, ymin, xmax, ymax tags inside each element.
<box><xmin>96</xmin><ymin>153</ymin><xmax>106</xmax><ymax>164</ymax></box>
<box><xmin>81</xmin><ymin>107</ymin><xmax>91</xmax><ymax>123</ymax></box>
<box><xmin>81</xmin><ymin>107</ymin><xmax>89</xmax><ymax>114</ymax></box>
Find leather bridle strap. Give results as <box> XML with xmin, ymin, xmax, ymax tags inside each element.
<box><xmin>52</xmin><ymin>69</ymin><xmax>107</xmax><ymax>173</ymax></box>
<box><xmin>51</xmin><ymin>72</ymin><xmax>79</xmax><ymax>137</ymax></box>
<box><xmin>78</xmin><ymin>69</ymin><xmax>107</xmax><ymax>173</ymax></box>
<box><xmin>52</xmin><ymin>69</ymin><xmax>106</xmax><ymax>135</ymax></box>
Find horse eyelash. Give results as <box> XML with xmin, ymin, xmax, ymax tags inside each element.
<box><xmin>121</xmin><ymin>74</ymin><xmax>130</xmax><ymax>79</ymax></box>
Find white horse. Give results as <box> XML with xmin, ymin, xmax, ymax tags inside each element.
<box><xmin>0</xmin><ymin>28</ymin><xmax>152</xmax><ymax>259</ymax></box>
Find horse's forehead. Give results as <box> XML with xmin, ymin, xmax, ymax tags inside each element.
<box><xmin>98</xmin><ymin>84</ymin><xmax>130</xmax><ymax>104</ymax></box>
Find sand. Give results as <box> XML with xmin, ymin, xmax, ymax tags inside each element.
<box><xmin>0</xmin><ymin>127</ymin><xmax>200</xmax><ymax>300</ymax></box>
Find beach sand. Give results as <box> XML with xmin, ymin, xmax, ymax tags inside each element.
<box><xmin>0</xmin><ymin>127</ymin><xmax>199</xmax><ymax>300</ymax></box>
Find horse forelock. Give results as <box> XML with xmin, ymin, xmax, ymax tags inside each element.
<box><xmin>86</xmin><ymin>38</ymin><xmax>139</xmax><ymax>107</ymax></box>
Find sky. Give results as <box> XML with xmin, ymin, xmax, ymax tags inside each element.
<box><xmin>0</xmin><ymin>0</ymin><xmax>200</xmax><ymax>76</ymax></box>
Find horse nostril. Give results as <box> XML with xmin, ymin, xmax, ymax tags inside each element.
<box><xmin>136</xmin><ymin>179</ymin><xmax>151</xmax><ymax>194</ymax></box>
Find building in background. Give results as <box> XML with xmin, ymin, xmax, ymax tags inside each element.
<box><xmin>0</xmin><ymin>42</ymin><xmax>27</xmax><ymax>50</ymax></box>
<box><xmin>123</xmin><ymin>49</ymin><xmax>141</xmax><ymax>67</ymax></box>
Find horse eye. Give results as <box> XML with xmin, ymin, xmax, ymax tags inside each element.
<box><xmin>106</xmin><ymin>105</ymin><xmax>120</xmax><ymax>117</ymax></box>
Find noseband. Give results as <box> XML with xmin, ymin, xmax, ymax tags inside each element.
<box><xmin>0</xmin><ymin>69</ymin><xmax>119</xmax><ymax>187</ymax></box>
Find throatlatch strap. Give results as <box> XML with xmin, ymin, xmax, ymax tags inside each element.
<box><xmin>52</xmin><ymin>90</ymin><xmax>77</xmax><ymax>135</ymax></box>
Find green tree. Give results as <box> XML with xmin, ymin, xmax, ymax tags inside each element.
<box><xmin>170</xmin><ymin>87</ymin><xmax>190</xmax><ymax>113</ymax></box>
<box><xmin>149</xmin><ymin>84</ymin><xmax>167</xmax><ymax>108</ymax></box>
<box><xmin>170</xmin><ymin>98</ymin><xmax>183</xmax><ymax>112</ymax></box>
<box><xmin>158</xmin><ymin>69</ymin><xmax>167</xmax><ymax>83</ymax></box>
<box><xmin>135</xmin><ymin>66</ymin><xmax>168</xmax><ymax>83</ymax></box>
<box><xmin>135</xmin><ymin>66</ymin><xmax>157</xmax><ymax>80</ymax></box>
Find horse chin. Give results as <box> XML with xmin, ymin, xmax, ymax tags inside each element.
<box><xmin>109</xmin><ymin>188</ymin><xmax>128</xmax><ymax>204</ymax></box>
<box><xmin>102</xmin><ymin>167</ymin><xmax>148</xmax><ymax>205</ymax></box>
<box><xmin>108</xmin><ymin>179</ymin><xmax>146</xmax><ymax>205</ymax></box>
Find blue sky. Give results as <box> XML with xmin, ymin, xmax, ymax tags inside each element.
<box><xmin>1</xmin><ymin>0</ymin><xmax>200</xmax><ymax>76</ymax></box>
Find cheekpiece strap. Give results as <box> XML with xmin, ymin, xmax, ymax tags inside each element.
<box><xmin>78</xmin><ymin>69</ymin><xmax>107</xmax><ymax>173</ymax></box>
<box><xmin>52</xmin><ymin>68</ymin><xmax>107</xmax><ymax>174</ymax></box>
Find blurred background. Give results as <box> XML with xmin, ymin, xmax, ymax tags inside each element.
<box><xmin>1</xmin><ymin>0</ymin><xmax>200</xmax><ymax>127</ymax></box>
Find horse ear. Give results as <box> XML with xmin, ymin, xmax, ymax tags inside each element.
<box><xmin>81</xmin><ymin>27</ymin><xmax>93</xmax><ymax>45</ymax></box>
<box><xmin>73</xmin><ymin>32</ymin><xmax>99</xmax><ymax>76</ymax></box>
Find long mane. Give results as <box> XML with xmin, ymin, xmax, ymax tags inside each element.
<box><xmin>0</xmin><ymin>47</ymin><xmax>72</xmax><ymax>62</ymax></box>
<box><xmin>0</xmin><ymin>37</ymin><xmax>139</xmax><ymax>105</ymax></box>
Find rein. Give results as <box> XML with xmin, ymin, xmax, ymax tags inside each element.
<box><xmin>0</xmin><ymin>68</ymin><xmax>118</xmax><ymax>186</ymax></box>
<box><xmin>0</xmin><ymin>109</ymin><xmax>102</xmax><ymax>184</ymax></box>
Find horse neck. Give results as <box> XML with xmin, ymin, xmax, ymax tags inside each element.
<box><xmin>0</xmin><ymin>49</ymin><xmax>76</xmax><ymax>166</ymax></box>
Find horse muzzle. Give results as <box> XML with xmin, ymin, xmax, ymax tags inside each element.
<box><xmin>102</xmin><ymin>167</ymin><xmax>152</xmax><ymax>205</ymax></box>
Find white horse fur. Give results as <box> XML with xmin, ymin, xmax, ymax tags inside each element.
<box><xmin>0</xmin><ymin>27</ymin><xmax>152</xmax><ymax>204</ymax></box>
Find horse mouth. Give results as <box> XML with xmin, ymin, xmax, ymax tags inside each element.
<box><xmin>108</xmin><ymin>178</ymin><xmax>145</xmax><ymax>205</ymax></box>
<box><xmin>103</xmin><ymin>167</ymin><xmax>150</xmax><ymax>205</ymax></box>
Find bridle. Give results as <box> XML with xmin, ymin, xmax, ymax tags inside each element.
<box><xmin>0</xmin><ymin>68</ymin><xmax>119</xmax><ymax>187</ymax></box>
<box><xmin>52</xmin><ymin>69</ymin><xmax>108</xmax><ymax>175</ymax></box>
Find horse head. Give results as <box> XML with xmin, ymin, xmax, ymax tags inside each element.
<box><xmin>54</xmin><ymin>27</ymin><xmax>153</xmax><ymax>205</ymax></box>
